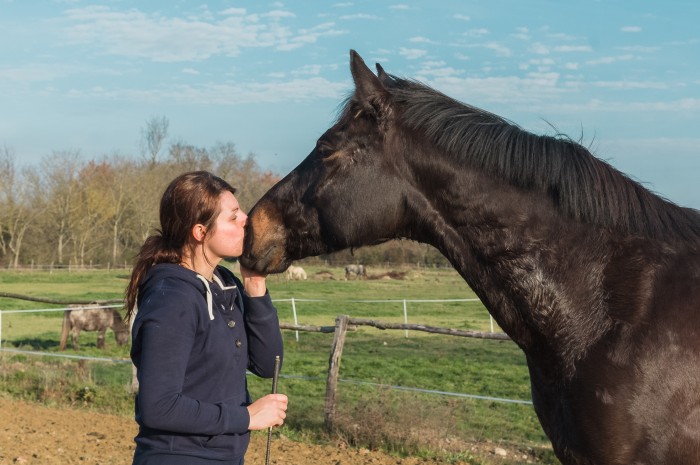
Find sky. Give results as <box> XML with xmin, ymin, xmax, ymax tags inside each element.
<box><xmin>1</xmin><ymin>1</ymin><xmax>698</xmax><ymax>209</ymax></box>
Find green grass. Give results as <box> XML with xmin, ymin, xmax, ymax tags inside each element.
<box><xmin>0</xmin><ymin>265</ymin><xmax>560</xmax><ymax>464</ymax></box>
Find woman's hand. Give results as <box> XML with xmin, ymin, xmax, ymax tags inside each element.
<box><xmin>239</xmin><ymin>264</ymin><xmax>267</xmax><ymax>297</ymax></box>
<box><xmin>247</xmin><ymin>394</ymin><xmax>288</xmax><ymax>430</ymax></box>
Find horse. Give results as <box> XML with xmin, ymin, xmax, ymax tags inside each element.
<box><xmin>285</xmin><ymin>265</ymin><xmax>308</xmax><ymax>280</ymax></box>
<box><xmin>344</xmin><ymin>264</ymin><xmax>367</xmax><ymax>280</ymax></box>
<box><xmin>59</xmin><ymin>304</ymin><xmax>129</xmax><ymax>350</ymax></box>
<box><xmin>239</xmin><ymin>50</ymin><xmax>700</xmax><ymax>464</ymax></box>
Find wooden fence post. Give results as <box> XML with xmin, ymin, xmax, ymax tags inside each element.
<box><xmin>324</xmin><ymin>314</ymin><xmax>350</xmax><ymax>432</ymax></box>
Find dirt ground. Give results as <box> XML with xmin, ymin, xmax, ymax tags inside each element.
<box><xmin>1</xmin><ymin>396</ymin><xmax>529</xmax><ymax>465</ymax></box>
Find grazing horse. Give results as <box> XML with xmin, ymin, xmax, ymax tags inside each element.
<box><xmin>344</xmin><ymin>264</ymin><xmax>367</xmax><ymax>280</ymax></box>
<box><xmin>240</xmin><ymin>50</ymin><xmax>700</xmax><ymax>464</ymax></box>
<box><xmin>285</xmin><ymin>265</ymin><xmax>308</xmax><ymax>280</ymax></box>
<box><xmin>59</xmin><ymin>304</ymin><xmax>129</xmax><ymax>350</ymax></box>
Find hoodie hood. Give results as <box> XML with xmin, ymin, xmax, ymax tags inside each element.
<box><xmin>140</xmin><ymin>263</ymin><xmax>238</xmax><ymax>320</ymax></box>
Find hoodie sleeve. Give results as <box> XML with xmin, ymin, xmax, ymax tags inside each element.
<box><xmin>242</xmin><ymin>290</ymin><xmax>284</xmax><ymax>378</ymax></box>
<box><xmin>132</xmin><ymin>281</ymin><xmax>250</xmax><ymax>435</ymax></box>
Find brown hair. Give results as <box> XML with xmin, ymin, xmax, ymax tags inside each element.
<box><xmin>124</xmin><ymin>171</ymin><xmax>236</xmax><ymax>321</ymax></box>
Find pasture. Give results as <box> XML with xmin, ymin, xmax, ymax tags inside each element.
<box><xmin>0</xmin><ymin>265</ymin><xmax>559</xmax><ymax>464</ymax></box>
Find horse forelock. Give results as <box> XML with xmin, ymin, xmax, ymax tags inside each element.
<box><xmin>378</xmin><ymin>75</ymin><xmax>700</xmax><ymax>243</ymax></box>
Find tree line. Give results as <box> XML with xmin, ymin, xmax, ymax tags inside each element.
<box><xmin>0</xmin><ymin>117</ymin><xmax>449</xmax><ymax>269</ymax></box>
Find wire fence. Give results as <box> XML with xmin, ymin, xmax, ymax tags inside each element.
<box><xmin>0</xmin><ymin>300</ymin><xmax>528</xmax><ymax>406</ymax></box>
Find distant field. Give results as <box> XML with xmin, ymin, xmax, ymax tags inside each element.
<box><xmin>0</xmin><ymin>265</ymin><xmax>560</xmax><ymax>464</ymax></box>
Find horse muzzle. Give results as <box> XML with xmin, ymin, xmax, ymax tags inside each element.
<box><xmin>240</xmin><ymin>201</ymin><xmax>291</xmax><ymax>274</ymax></box>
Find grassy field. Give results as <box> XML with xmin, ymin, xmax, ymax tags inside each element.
<box><xmin>0</xmin><ymin>264</ymin><xmax>560</xmax><ymax>464</ymax></box>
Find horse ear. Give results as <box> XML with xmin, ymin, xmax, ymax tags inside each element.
<box><xmin>376</xmin><ymin>63</ymin><xmax>393</xmax><ymax>86</ymax></box>
<box><xmin>350</xmin><ymin>50</ymin><xmax>388</xmax><ymax>106</ymax></box>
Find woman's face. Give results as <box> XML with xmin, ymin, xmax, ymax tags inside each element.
<box><xmin>204</xmin><ymin>190</ymin><xmax>247</xmax><ymax>260</ymax></box>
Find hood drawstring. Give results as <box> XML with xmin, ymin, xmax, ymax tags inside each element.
<box><xmin>196</xmin><ymin>273</ymin><xmax>238</xmax><ymax>321</ymax></box>
<box><xmin>195</xmin><ymin>275</ymin><xmax>215</xmax><ymax>320</ymax></box>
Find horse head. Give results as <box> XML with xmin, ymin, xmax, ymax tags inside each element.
<box><xmin>241</xmin><ymin>51</ymin><xmax>411</xmax><ymax>273</ymax></box>
<box><xmin>112</xmin><ymin>310</ymin><xmax>130</xmax><ymax>346</ymax></box>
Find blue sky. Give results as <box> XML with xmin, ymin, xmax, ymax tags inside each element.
<box><xmin>2</xmin><ymin>1</ymin><xmax>698</xmax><ymax>209</ymax></box>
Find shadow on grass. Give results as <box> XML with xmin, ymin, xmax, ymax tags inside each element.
<box><xmin>8</xmin><ymin>336</ymin><xmax>108</xmax><ymax>352</ymax></box>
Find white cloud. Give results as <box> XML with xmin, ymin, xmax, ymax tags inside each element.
<box><xmin>617</xmin><ymin>45</ymin><xmax>660</xmax><ymax>53</ymax></box>
<box><xmin>531</xmin><ymin>58</ymin><xmax>555</xmax><ymax>65</ymax></box>
<box><xmin>399</xmin><ymin>48</ymin><xmax>427</xmax><ymax>59</ymax></box>
<box><xmin>529</xmin><ymin>43</ymin><xmax>550</xmax><ymax>55</ymax></box>
<box><xmin>181</xmin><ymin>68</ymin><xmax>200</xmax><ymax>75</ymax></box>
<box><xmin>59</xmin><ymin>6</ymin><xmax>339</xmax><ymax>62</ymax></box>
<box><xmin>291</xmin><ymin>64</ymin><xmax>323</xmax><ymax>76</ymax></box>
<box><xmin>76</xmin><ymin>77</ymin><xmax>350</xmax><ymax>105</ymax></box>
<box><xmin>339</xmin><ymin>13</ymin><xmax>380</xmax><ymax>20</ymax></box>
<box><xmin>483</xmin><ymin>43</ymin><xmax>512</xmax><ymax>57</ymax></box>
<box><xmin>589</xmin><ymin>80</ymin><xmax>670</xmax><ymax>90</ymax></box>
<box><xmin>545</xmin><ymin>98</ymin><xmax>700</xmax><ymax>113</ymax></box>
<box><xmin>511</xmin><ymin>27</ymin><xmax>529</xmax><ymax>40</ymax></box>
<box><xmin>417</xmin><ymin>60</ymin><xmax>463</xmax><ymax>78</ymax></box>
<box><xmin>454</xmin><ymin>14</ymin><xmax>471</xmax><ymax>21</ymax></box>
<box><xmin>546</xmin><ymin>32</ymin><xmax>582</xmax><ymax>41</ymax></box>
<box><xmin>389</xmin><ymin>4</ymin><xmax>412</xmax><ymax>10</ymax></box>
<box><xmin>0</xmin><ymin>64</ymin><xmax>73</xmax><ymax>82</ymax></box>
<box><xmin>621</xmin><ymin>26</ymin><xmax>642</xmax><ymax>33</ymax></box>
<box><xmin>463</xmin><ymin>28</ymin><xmax>489</xmax><ymax>38</ymax></box>
<box><xmin>416</xmin><ymin>63</ymin><xmax>461</xmax><ymax>79</ymax></box>
<box><xmin>585</xmin><ymin>54</ymin><xmax>636</xmax><ymax>65</ymax></box>
<box><xmin>263</xmin><ymin>10</ymin><xmax>296</xmax><ymax>20</ymax></box>
<box><xmin>332</xmin><ymin>2</ymin><xmax>354</xmax><ymax>7</ymax></box>
<box><xmin>424</xmin><ymin>73</ymin><xmax>564</xmax><ymax>106</ymax></box>
<box><xmin>276</xmin><ymin>22</ymin><xmax>346</xmax><ymax>51</ymax></box>
<box><xmin>409</xmin><ymin>36</ymin><xmax>437</xmax><ymax>44</ymax></box>
<box><xmin>221</xmin><ymin>8</ymin><xmax>246</xmax><ymax>16</ymax></box>
<box><xmin>553</xmin><ymin>45</ymin><xmax>592</xmax><ymax>53</ymax></box>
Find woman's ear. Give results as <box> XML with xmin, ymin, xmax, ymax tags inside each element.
<box><xmin>191</xmin><ymin>224</ymin><xmax>207</xmax><ymax>242</ymax></box>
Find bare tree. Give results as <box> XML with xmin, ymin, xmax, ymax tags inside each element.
<box><xmin>0</xmin><ymin>147</ymin><xmax>41</xmax><ymax>268</ymax></box>
<box><xmin>167</xmin><ymin>141</ymin><xmax>212</xmax><ymax>171</ymax></box>
<box><xmin>140</xmin><ymin>115</ymin><xmax>169</xmax><ymax>164</ymax></box>
<box><xmin>104</xmin><ymin>157</ymin><xmax>138</xmax><ymax>262</ymax></box>
<box><xmin>40</xmin><ymin>151</ymin><xmax>83</xmax><ymax>265</ymax></box>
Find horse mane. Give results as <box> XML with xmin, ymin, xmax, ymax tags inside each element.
<box><xmin>379</xmin><ymin>75</ymin><xmax>700</xmax><ymax>243</ymax></box>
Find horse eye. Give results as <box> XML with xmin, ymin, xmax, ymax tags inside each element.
<box><xmin>315</xmin><ymin>140</ymin><xmax>334</xmax><ymax>157</ymax></box>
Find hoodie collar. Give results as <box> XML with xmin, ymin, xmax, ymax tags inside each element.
<box><xmin>195</xmin><ymin>271</ymin><xmax>238</xmax><ymax>320</ymax></box>
<box><xmin>143</xmin><ymin>264</ymin><xmax>238</xmax><ymax>321</ymax></box>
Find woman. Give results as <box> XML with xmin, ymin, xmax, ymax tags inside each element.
<box><xmin>125</xmin><ymin>171</ymin><xmax>287</xmax><ymax>465</ymax></box>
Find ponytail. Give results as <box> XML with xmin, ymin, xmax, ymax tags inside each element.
<box><xmin>124</xmin><ymin>234</ymin><xmax>181</xmax><ymax>322</ymax></box>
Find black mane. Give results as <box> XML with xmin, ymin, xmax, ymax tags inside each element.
<box><xmin>382</xmin><ymin>75</ymin><xmax>700</xmax><ymax>243</ymax></box>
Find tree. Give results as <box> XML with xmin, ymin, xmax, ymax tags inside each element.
<box><xmin>167</xmin><ymin>141</ymin><xmax>212</xmax><ymax>171</ymax></box>
<box><xmin>70</xmin><ymin>161</ymin><xmax>116</xmax><ymax>265</ymax></box>
<box><xmin>39</xmin><ymin>151</ymin><xmax>83</xmax><ymax>265</ymax></box>
<box><xmin>103</xmin><ymin>157</ymin><xmax>139</xmax><ymax>263</ymax></box>
<box><xmin>0</xmin><ymin>147</ymin><xmax>40</xmax><ymax>268</ymax></box>
<box><xmin>140</xmin><ymin>115</ymin><xmax>169</xmax><ymax>165</ymax></box>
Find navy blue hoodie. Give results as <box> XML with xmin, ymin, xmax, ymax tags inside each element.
<box><xmin>130</xmin><ymin>263</ymin><xmax>283</xmax><ymax>463</ymax></box>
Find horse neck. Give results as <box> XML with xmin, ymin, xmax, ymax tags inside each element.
<box><xmin>403</xmin><ymin>148</ymin><xmax>612</xmax><ymax>363</ymax></box>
